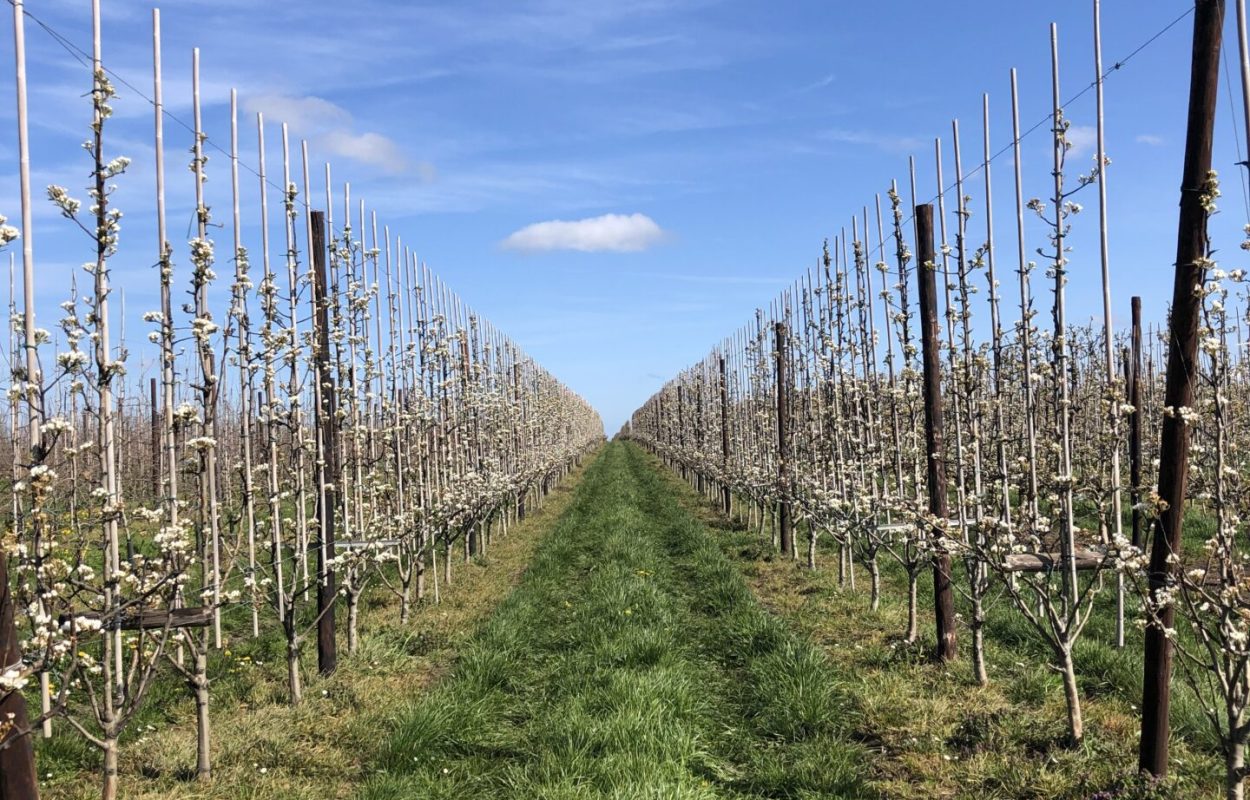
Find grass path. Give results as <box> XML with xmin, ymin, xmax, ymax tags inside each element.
<box><xmin>41</xmin><ymin>450</ymin><xmax>594</xmax><ymax>799</ymax></box>
<box><xmin>361</xmin><ymin>441</ymin><xmax>869</xmax><ymax>799</ymax></box>
<box><xmin>653</xmin><ymin>452</ymin><xmax>1222</xmax><ymax>798</ymax></box>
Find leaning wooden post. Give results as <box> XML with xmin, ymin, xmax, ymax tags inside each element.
<box><xmin>915</xmin><ymin>203</ymin><xmax>958</xmax><ymax>663</ymax></box>
<box><xmin>719</xmin><ymin>354</ymin><xmax>732</xmax><ymax>515</ymax></box>
<box><xmin>774</xmin><ymin>321</ymin><xmax>794</xmax><ymax>558</ymax></box>
<box><xmin>1140</xmin><ymin>0</ymin><xmax>1224</xmax><ymax>778</ymax></box>
<box><xmin>310</xmin><ymin>210</ymin><xmax>338</xmax><ymax>678</ymax></box>
<box><xmin>1129</xmin><ymin>296</ymin><xmax>1144</xmax><ymax>549</ymax></box>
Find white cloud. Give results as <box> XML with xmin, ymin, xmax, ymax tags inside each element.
<box><xmin>243</xmin><ymin>93</ymin><xmax>429</xmax><ymax>178</ymax></box>
<box><xmin>822</xmin><ymin>128</ymin><xmax>924</xmax><ymax>155</ymax></box>
<box><xmin>501</xmin><ymin>213</ymin><xmax>667</xmax><ymax>253</ymax></box>
<box><xmin>1136</xmin><ymin>134</ymin><xmax>1165</xmax><ymax>147</ymax></box>
<box><xmin>1065</xmin><ymin>124</ymin><xmax>1098</xmax><ymax>157</ymax></box>
<box><xmin>244</xmin><ymin>93</ymin><xmax>351</xmax><ymax>130</ymax></box>
<box><xmin>796</xmin><ymin>73</ymin><xmax>835</xmax><ymax>93</ymax></box>
<box><xmin>319</xmin><ymin>130</ymin><xmax>435</xmax><ymax>179</ymax></box>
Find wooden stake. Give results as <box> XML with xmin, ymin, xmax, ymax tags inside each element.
<box><xmin>720</xmin><ymin>354</ymin><xmax>731</xmax><ymax>515</ymax></box>
<box><xmin>915</xmin><ymin>203</ymin><xmax>957</xmax><ymax>663</ymax></box>
<box><xmin>149</xmin><ymin>378</ymin><xmax>159</xmax><ymax>499</ymax></box>
<box><xmin>1130</xmin><ymin>296</ymin><xmax>1144</xmax><ymax>549</ymax></box>
<box><xmin>1139</xmin><ymin>0</ymin><xmax>1225</xmax><ymax>777</ymax></box>
<box><xmin>311</xmin><ymin>210</ymin><xmax>339</xmax><ymax>678</ymax></box>
<box><xmin>774</xmin><ymin>321</ymin><xmax>793</xmax><ymax>558</ymax></box>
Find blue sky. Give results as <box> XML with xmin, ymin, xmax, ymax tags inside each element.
<box><xmin>1</xmin><ymin>0</ymin><xmax>1245</xmax><ymax>432</ymax></box>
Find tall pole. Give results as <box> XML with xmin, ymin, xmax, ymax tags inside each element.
<box><xmin>0</xmin><ymin>12</ymin><xmax>37</xmax><ymax>753</ymax></box>
<box><xmin>0</xmin><ymin>548</ymin><xmax>37</xmax><ymax>800</ymax></box>
<box><xmin>14</xmin><ymin>0</ymin><xmax>51</xmax><ymax>757</ymax></box>
<box><xmin>915</xmin><ymin>203</ymin><xmax>957</xmax><ymax>663</ymax></box>
<box><xmin>719</xmin><ymin>354</ymin><xmax>731</xmax><ymax>515</ymax></box>
<box><xmin>1139</xmin><ymin>0</ymin><xmax>1225</xmax><ymax>777</ymax></box>
<box><xmin>774</xmin><ymin>321</ymin><xmax>794</xmax><ymax>558</ymax></box>
<box><xmin>1237</xmin><ymin>0</ymin><xmax>1250</xmax><ymax>161</ymax></box>
<box><xmin>1094</xmin><ymin>0</ymin><xmax>1127</xmax><ymax>649</ymax></box>
<box><xmin>311</xmin><ymin>211</ymin><xmax>338</xmax><ymax>678</ymax></box>
<box><xmin>150</xmin><ymin>378</ymin><xmax>159</xmax><ymax>499</ymax></box>
<box><xmin>1129</xmin><ymin>296</ymin><xmax>1144</xmax><ymax>549</ymax></box>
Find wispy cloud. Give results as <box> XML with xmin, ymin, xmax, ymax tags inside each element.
<box><xmin>501</xmin><ymin>213</ymin><xmax>667</xmax><ymax>253</ymax></box>
<box><xmin>244</xmin><ymin>94</ymin><xmax>351</xmax><ymax>130</ymax></box>
<box><xmin>320</xmin><ymin>130</ymin><xmax>436</xmax><ymax>180</ymax></box>
<box><xmin>1136</xmin><ymin>133</ymin><xmax>1164</xmax><ymax>146</ymax></box>
<box><xmin>243</xmin><ymin>93</ymin><xmax>432</xmax><ymax>178</ymax></box>
<box><xmin>795</xmin><ymin>73</ymin><xmax>835</xmax><ymax>93</ymax></box>
<box><xmin>821</xmin><ymin>128</ymin><xmax>925</xmax><ymax>155</ymax></box>
<box><xmin>1065</xmin><ymin>124</ymin><xmax>1098</xmax><ymax>157</ymax></box>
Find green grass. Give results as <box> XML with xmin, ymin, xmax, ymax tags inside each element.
<box><xmin>657</xmin><ymin>449</ymin><xmax>1224</xmax><ymax>799</ymax></box>
<box><xmin>49</xmin><ymin>438</ymin><xmax>1211</xmax><ymax>799</ymax></box>
<box><xmin>36</xmin><ymin>457</ymin><xmax>595</xmax><ymax>799</ymax></box>
<box><xmin>360</xmin><ymin>440</ymin><xmax>870</xmax><ymax>799</ymax></box>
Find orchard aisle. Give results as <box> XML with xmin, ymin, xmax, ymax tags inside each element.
<box><xmin>360</xmin><ymin>441</ymin><xmax>868</xmax><ymax>799</ymax></box>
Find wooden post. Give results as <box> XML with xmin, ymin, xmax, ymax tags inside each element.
<box><xmin>774</xmin><ymin>321</ymin><xmax>794</xmax><ymax>558</ymax></box>
<box><xmin>513</xmin><ymin>361</ymin><xmax>525</xmax><ymax>521</ymax></box>
<box><xmin>310</xmin><ymin>210</ymin><xmax>338</xmax><ymax>678</ymax></box>
<box><xmin>677</xmin><ymin>383</ymin><xmax>686</xmax><ymax>480</ymax></box>
<box><xmin>719</xmin><ymin>355</ymin><xmax>731</xmax><ymax>515</ymax></box>
<box><xmin>0</xmin><ymin>537</ymin><xmax>39</xmax><ymax>800</ymax></box>
<box><xmin>461</xmin><ymin>335</ymin><xmax>478</xmax><ymax>558</ymax></box>
<box><xmin>1140</xmin><ymin>0</ymin><xmax>1224</xmax><ymax>778</ymax></box>
<box><xmin>694</xmin><ymin>374</ymin><xmax>705</xmax><ymax>495</ymax></box>
<box><xmin>150</xmin><ymin>377</ymin><xmax>160</xmax><ymax>500</ymax></box>
<box><xmin>915</xmin><ymin>203</ymin><xmax>957</xmax><ymax>663</ymax></box>
<box><xmin>1129</xmin><ymin>296</ymin><xmax>1143</xmax><ymax>549</ymax></box>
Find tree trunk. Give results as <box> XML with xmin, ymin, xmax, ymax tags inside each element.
<box><xmin>286</xmin><ymin>630</ymin><xmax>302</xmax><ymax>705</ymax></box>
<box><xmin>195</xmin><ymin>651</ymin><xmax>212</xmax><ymax>781</ymax></box>
<box><xmin>971</xmin><ymin>600</ymin><xmax>988</xmax><ymax>686</ymax></box>
<box><xmin>444</xmin><ymin>539</ymin><xmax>452</xmax><ymax>586</ymax></box>
<box><xmin>869</xmin><ymin>556</ymin><xmax>881</xmax><ymax>612</ymax></box>
<box><xmin>906</xmin><ymin>571</ymin><xmax>919</xmax><ymax>642</ymax></box>
<box><xmin>415</xmin><ymin>547</ymin><xmax>426</xmax><ymax>601</ymax></box>
<box><xmin>1060</xmin><ymin>645</ymin><xmax>1083</xmax><ymax>744</ymax></box>
<box><xmin>102</xmin><ymin>737</ymin><xmax>119</xmax><ymax>800</ymax></box>
<box><xmin>806</xmin><ymin>529</ymin><xmax>816</xmax><ymax>570</ymax></box>
<box><xmin>347</xmin><ymin>592</ymin><xmax>360</xmax><ymax>654</ymax></box>
<box><xmin>1227</xmin><ymin>739</ymin><xmax>1245</xmax><ymax>800</ymax></box>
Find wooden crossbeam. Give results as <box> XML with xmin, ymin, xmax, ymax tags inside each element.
<box><xmin>62</xmin><ymin>607</ymin><xmax>213</xmax><ymax>631</ymax></box>
<box><xmin>1002</xmin><ymin>550</ymin><xmax>1105</xmax><ymax>573</ymax></box>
